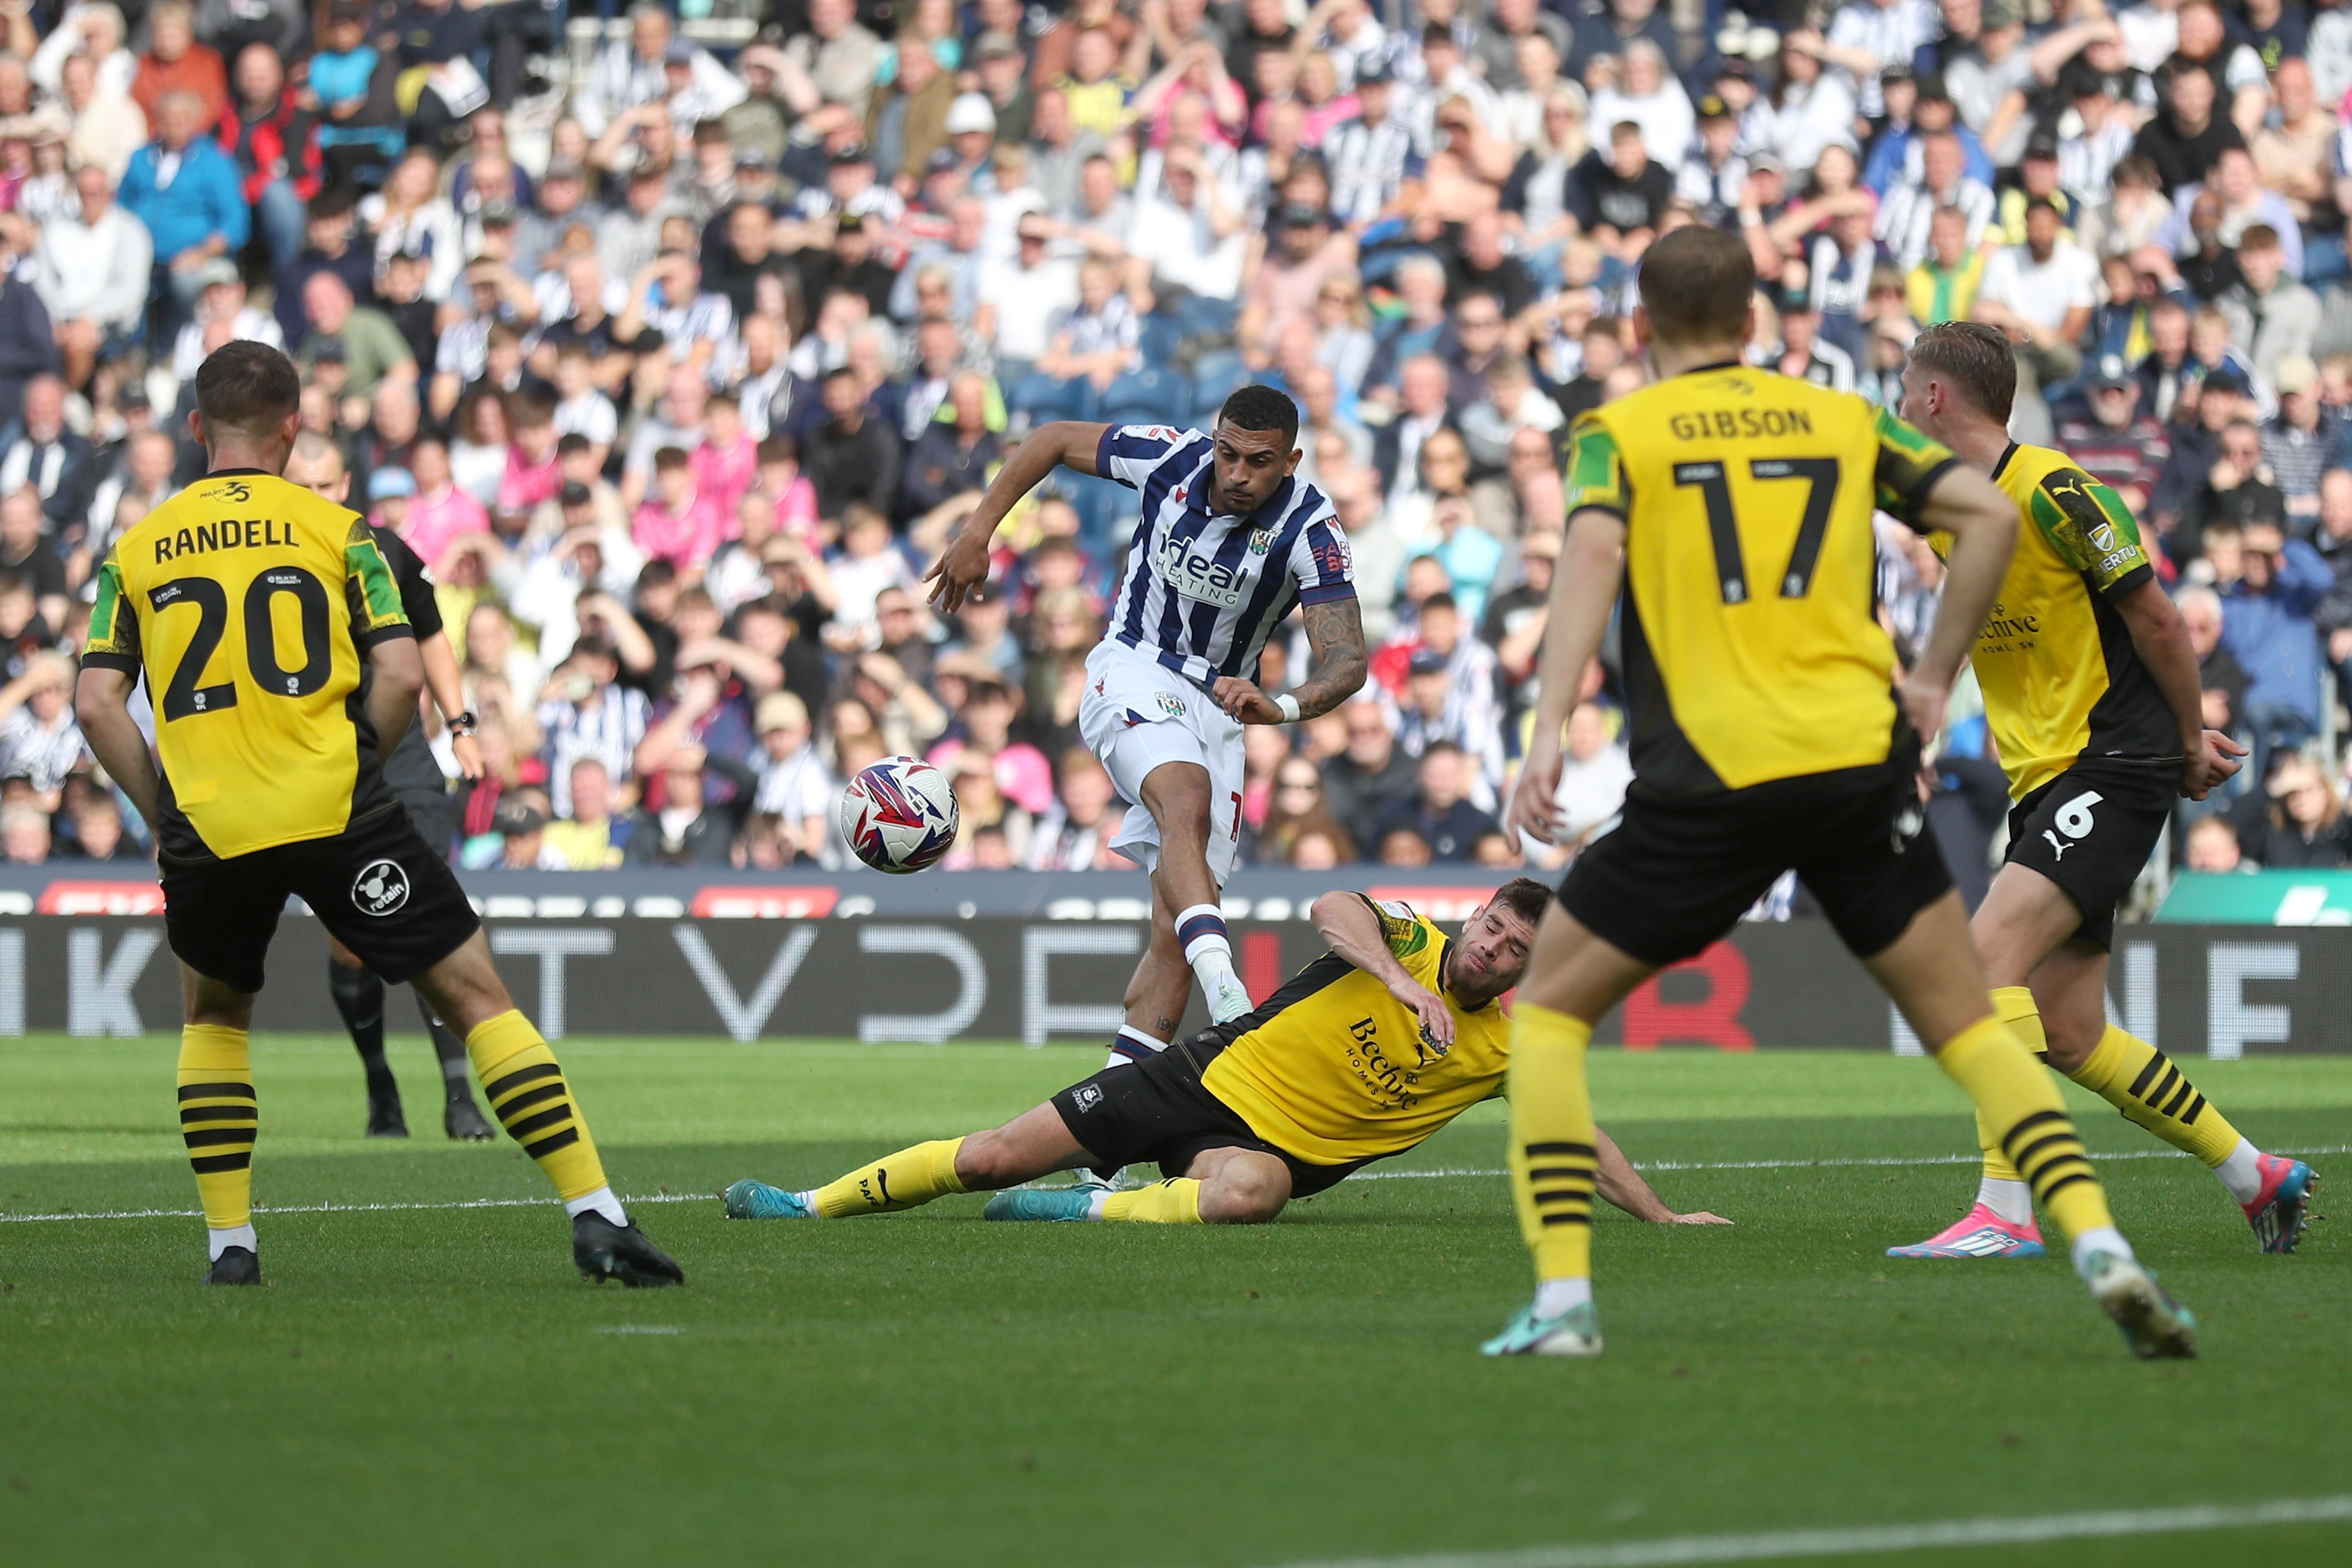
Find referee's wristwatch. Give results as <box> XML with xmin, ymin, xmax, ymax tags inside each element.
<box><xmin>448</xmin><ymin>709</ymin><xmax>480</xmax><ymax>736</ymax></box>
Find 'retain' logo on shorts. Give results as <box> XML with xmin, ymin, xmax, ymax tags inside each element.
<box><xmin>1073</xmin><ymin>1083</ymin><xmax>1104</xmax><ymax>1113</ymax></box>
<box><xmin>352</xmin><ymin>859</ymin><xmax>411</xmax><ymax>916</ymax></box>
<box><xmin>1156</xmin><ymin>691</ymin><xmax>1187</xmax><ymax>718</ymax></box>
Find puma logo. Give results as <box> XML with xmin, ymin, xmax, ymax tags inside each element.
<box><xmin>2042</xmin><ymin>831</ymin><xmax>2072</xmax><ymax>860</ymax></box>
<box><xmin>875</xmin><ymin>1167</ymin><xmax>894</xmax><ymax>1207</ymax></box>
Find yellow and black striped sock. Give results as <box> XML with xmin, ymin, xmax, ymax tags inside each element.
<box><xmin>811</xmin><ymin>1138</ymin><xmax>967</xmax><ymax>1217</ymax></box>
<box><xmin>177</xmin><ymin>1025</ymin><xmax>257</xmax><ymax>1232</ymax></box>
<box><xmin>465</xmin><ymin>1011</ymin><xmax>610</xmax><ymax>1202</ymax></box>
<box><xmin>2070</xmin><ymin>1025</ymin><xmax>2244</xmax><ymax>1168</ymax></box>
<box><xmin>1099</xmin><ymin>1179</ymin><xmax>1203</xmax><ymax>1223</ymax></box>
<box><xmin>1507</xmin><ymin>1003</ymin><xmax>1597</xmax><ymax>1284</ymax></box>
<box><xmin>1936</xmin><ymin>1014</ymin><xmax>2115</xmax><ymax>1242</ymax></box>
<box><xmin>1975</xmin><ymin>986</ymin><xmax>2047</xmax><ymax>1189</ymax></box>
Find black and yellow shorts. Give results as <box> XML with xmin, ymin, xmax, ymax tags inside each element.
<box><xmin>2001</xmin><ymin>756</ymin><xmax>2176</xmax><ymax>951</ymax></box>
<box><xmin>161</xmin><ymin>803</ymin><xmax>481</xmax><ymax>995</ymax></box>
<box><xmin>1558</xmin><ymin>748</ymin><xmax>1954</xmax><ymax>967</ymax></box>
<box><xmin>1050</xmin><ymin>1034</ymin><xmax>1371</xmax><ymax>1198</ymax></box>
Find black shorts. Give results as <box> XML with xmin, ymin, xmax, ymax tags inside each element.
<box><xmin>2001</xmin><ymin>757</ymin><xmax>2176</xmax><ymax>951</ymax></box>
<box><xmin>1050</xmin><ymin>1034</ymin><xmax>1371</xmax><ymax>1198</ymax></box>
<box><xmin>398</xmin><ymin>791</ymin><xmax>455</xmax><ymax>859</ymax></box>
<box><xmin>160</xmin><ymin>804</ymin><xmax>482</xmax><ymax>995</ymax></box>
<box><xmin>1560</xmin><ymin>749</ymin><xmax>1954</xmax><ymax>967</ymax></box>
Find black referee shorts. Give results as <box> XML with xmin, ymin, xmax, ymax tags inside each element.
<box><xmin>1050</xmin><ymin>1034</ymin><xmax>1371</xmax><ymax>1198</ymax></box>
<box><xmin>1559</xmin><ymin>748</ymin><xmax>1954</xmax><ymax>967</ymax></box>
<box><xmin>2000</xmin><ymin>756</ymin><xmax>2176</xmax><ymax>951</ymax></box>
<box><xmin>161</xmin><ymin>804</ymin><xmax>482</xmax><ymax>996</ymax></box>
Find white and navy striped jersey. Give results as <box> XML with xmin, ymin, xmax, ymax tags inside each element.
<box><xmin>1097</xmin><ymin>425</ymin><xmax>1357</xmax><ymax>689</ymax></box>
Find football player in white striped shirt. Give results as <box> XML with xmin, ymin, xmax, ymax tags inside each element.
<box><xmin>928</xmin><ymin>388</ymin><xmax>1369</xmax><ymax>1058</ymax></box>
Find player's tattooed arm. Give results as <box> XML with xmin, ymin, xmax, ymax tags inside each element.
<box><xmin>1290</xmin><ymin>595</ymin><xmax>1369</xmax><ymax>718</ymax></box>
<box><xmin>1212</xmin><ymin>596</ymin><xmax>1369</xmax><ymax>724</ymax></box>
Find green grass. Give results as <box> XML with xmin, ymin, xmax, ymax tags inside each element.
<box><xmin>0</xmin><ymin>1035</ymin><xmax>2344</xmax><ymax>1568</ymax></box>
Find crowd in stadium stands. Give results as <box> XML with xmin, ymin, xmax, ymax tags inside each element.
<box><xmin>3</xmin><ymin>0</ymin><xmax>2352</xmax><ymax>884</ymax></box>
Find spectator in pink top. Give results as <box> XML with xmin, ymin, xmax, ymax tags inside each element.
<box><xmin>382</xmin><ymin>438</ymin><xmax>489</xmax><ymax>566</ymax></box>
<box><xmin>633</xmin><ymin>446</ymin><xmax>727</xmax><ymax>571</ymax></box>
<box><xmin>691</xmin><ymin>390</ymin><xmax>757</xmax><ymax>523</ymax></box>
<box><xmin>497</xmin><ymin>394</ymin><xmax>564</xmax><ymax>521</ymax></box>
<box><xmin>754</xmin><ymin>435</ymin><xmax>820</xmax><ymax>548</ymax></box>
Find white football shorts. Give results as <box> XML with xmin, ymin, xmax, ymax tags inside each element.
<box><xmin>1078</xmin><ymin>640</ymin><xmax>1245</xmax><ymax>884</ymax></box>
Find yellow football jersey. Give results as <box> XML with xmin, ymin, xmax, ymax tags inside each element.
<box><xmin>1201</xmin><ymin>899</ymin><xmax>1510</xmax><ymax>1166</ymax></box>
<box><xmin>1562</xmin><ymin>363</ymin><xmax>1961</xmax><ymax>794</ymax></box>
<box><xmin>83</xmin><ymin>469</ymin><xmax>413</xmax><ymax>860</ymax></box>
<box><xmin>1931</xmin><ymin>443</ymin><xmax>2178</xmax><ymax>800</ymax></box>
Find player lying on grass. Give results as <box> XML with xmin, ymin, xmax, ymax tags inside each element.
<box><xmin>723</xmin><ymin>880</ymin><xmax>1728</xmax><ymax>1228</ymax></box>
<box><xmin>1890</xmin><ymin>323</ymin><xmax>2314</xmax><ymax>1260</ymax></box>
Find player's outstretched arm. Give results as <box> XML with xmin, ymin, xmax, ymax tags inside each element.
<box><xmin>74</xmin><ymin>665</ymin><xmax>160</xmax><ymax>832</ymax></box>
<box><xmin>924</xmin><ymin>420</ymin><xmax>1113</xmax><ymax>612</ymax></box>
<box><xmin>1900</xmin><ymin>465</ymin><xmax>2019</xmax><ymax>743</ymax></box>
<box><xmin>1595</xmin><ymin>1127</ymin><xmax>1732</xmax><ymax>1225</ymax></box>
<box><xmin>363</xmin><ymin>635</ymin><xmax>426</xmax><ymax>762</ymax></box>
<box><xmin>1504</xmin><ymin>506</ymin><xmax>1626</xmax><ymax>845</ymax></box>
<box><xmin>1311</xmin><ymin>889</ymin><xmax>1453</xmax><ymax>1051</ymax></box>
<box><xmin>2112</xmin><ymin>579</ymin><xmax>2247</xmax><ymax>799</ymax></box>
<box><xmin>1214</xmin><ymin>596</ymin><xmax>1369</xmax><ymax>725</ymax></box>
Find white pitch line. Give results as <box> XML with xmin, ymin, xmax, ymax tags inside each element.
<box><xmin>1255</xmin><ymin>1494</ymin><xmax>2352</xmax><ymax>1568</ymax></box>
<box><xmin>1352</xmin><ymin>1144</ymin><xmax>2351</xmax><ymax>1182</ymax></box>
<box><xmin>0</xmin><ymin>1146</ymin><xmax>2339</xmax><ymax>1224</ymax></box>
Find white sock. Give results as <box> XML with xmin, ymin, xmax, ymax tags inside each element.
<box><xmin>1084</xmin><ymin>1191</ymin><xmax>1111</xmax><ymax>1220</ymax></box>
<box><xmin>563</xmin><ymin>1186</ymin><xmax>628</xmax><ymax>1227</ymax></box>
<box><xmin>1535</xmin><ymin>1277</ymin><xmax>1593</xmax><ymax>1318</ymax></box>
<box><xmin>1975</xmin><ymin>1176</ymin><xmax>2035</xmax><ymax>1227</ymax></box>
<box><xmin>1177</xmin><ymin>903</ymin><xmax>1249</xmax><ymax>1020</ymax></box>
<box><xmin>208</xmin><ymin>1223</ymin><xmax>257</xmax><ymax>1261</ymax></box>
<box><xmin>1104</xmin><ymin>1025</ymin><xmax>1168</xmax><ymax>1071</ymax></box>
<box><xmin>2215</xmin><ymin>1138</ymin><xmax>2263</xmax><ymax>1205</ymax></box>
<box><xmin>2069</xmin><ymin>1225</ymin><xmax>2134</xmax><ymax>1279</ymax></box>
<box><xmin>795</xmin><ymin>1190</ymin><xmax>824</xmax><ymax>1214</ymax></box>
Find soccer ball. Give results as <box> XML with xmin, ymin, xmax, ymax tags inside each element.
<box><xmin>840</xmin><ymin>756</ymin><xmax>960</xmax><ymax>873</ymax></box>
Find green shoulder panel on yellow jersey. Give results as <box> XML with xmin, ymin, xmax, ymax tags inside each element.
<box><xmin>1562</xmin><ymin>416</ymin><xmax>1629</xmax><ymax>518</ymax></box>
<box><xmin>1963</xmin><ymin>444</ymin><xmax>2179</xmax><ymax>800</ymax></box>
<box><xmin>82</xmin><ymin>550</ymin><xmax>138</xmax><ymax>668</ymax></box>
<box><xmin>343</xmin><ymin>518</ymin><xmax>412</xmax><ymax>642</ymax></box>
<box><xmin>1575</xmin><ymin>365</ymin><xmax>1959</xmax><ymax>794</ymax></box>
<box><xmin>1366</xmin><ymin>896</ymin><xmax>1434</xmax><ymax>960</ymax></box>
<box><xmin>2023</xmin><ymin>466</ymin><xmax>2155</xmax><ymax>596</ymax></box>
<box><xmin>1871</xmin><ymin>405</ymin><xmax>1963</xmax><ymax>528</ymax></box>
<box><xmin>95</xmin><ymin>470</ymin><xmax>415</xmax><ymax>861</ymax></box>
<box><xmin>1198</xmin><ymin>927</ymin><xmax>1508</xmax><ymax>1166</ymax></box>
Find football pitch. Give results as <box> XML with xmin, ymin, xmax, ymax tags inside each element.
<box><xmin>0</xmin><ymin>1035</ymin><xmax>2344</xmax><ymax>1568</ymax></box>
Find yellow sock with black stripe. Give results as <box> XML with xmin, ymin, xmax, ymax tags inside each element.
<box><xmin>1935</xmin><ymin>1014</ymin><xmax>2116</xmax><ymax>1244</ymax></box>
<box><xmin>811</xmin><ymin>1138</ymin><xmax>967</xmax><ymax>1217</ymax></box>
<box><xmin>1970</xmin><ymin>988</ymin><xmax>2044</xmax><ymax>1217</ymax></box>
<box><xmin>2069</xmin><ymin>1025</ymin><xmax>2245</xmax><ymax>1168</ymax></box>
<box><xmin>179</xmin><ymin>1025</ymin><xmax>257</xmax><ymax>1251</ymax></box>
<box><xmin>1097</xmin><ymin>1179</ymin><xmax>1203</xmax><ymax>1223</ymax></box>
<box><xmin>466</xmin><ymin>1011</ymin><xmax>611</xmax><ymax>1205</ymax></box>
<box><xmin>1506</xmin><ymin>1003</ymin><xmax>1597</xmax><ymax>1286</ymax></box>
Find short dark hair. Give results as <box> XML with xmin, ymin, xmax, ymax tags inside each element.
<box><xmin>1635</xmin><ymin>226</ymin><xmax>1754</xmax><ymax>345</ymax></box>
<box><xmin>556</xmin><ymin>432</ymin><xmax>593</xmax><ymax>458</ymax></box>
<box><xmin>1908</xmin><ymin>320</ymin><xmax>2018</xmax><ymax>422</ymax></box>
<box><xmin>1488</xmin><ymin>876</ymin><xmax>1551</xmax><ymax>929</ymax></box>
<box><xmin>194</xmin><ymin>342</ymin><xmax>301</xmax><ymax>434</ymax></box>
<box><xmin>1219</xmin><ymin>384</ymin><xmax>1300</xmax><ymax>446</ymax></box>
